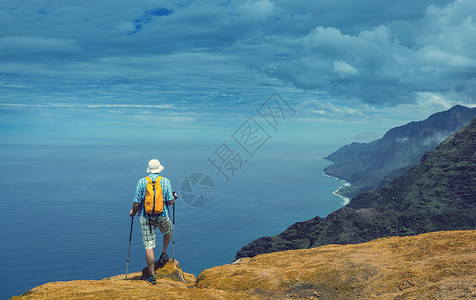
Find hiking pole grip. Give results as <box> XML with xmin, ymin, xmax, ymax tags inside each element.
<box><xmin>125</xmin><ymin>216</ymin><xmax>134</xmax><ymax>279</ymax></box>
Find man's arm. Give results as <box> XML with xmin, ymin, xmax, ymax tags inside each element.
<box><xmin>129</xmin><ymin>178</ymin><xmax>144</xmax><ymax>217</ymax></box>
<box><xmin>163</xmin><ymin>178</ymin><xmax>177</xmax><ymax>205</ymax></box>
<box><xmin>129</xmin><ymin>202</ymin><xmax>141</xmax><ymax>217</ymax></box>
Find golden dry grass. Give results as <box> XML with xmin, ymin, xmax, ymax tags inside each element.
<box><xmin>13</xmin><ymin>230</ymin><xmax>476</xmax><ymax>299</ymax></box>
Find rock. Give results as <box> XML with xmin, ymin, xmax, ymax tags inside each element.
<box><xmin>231</xmin><ymin>258</ymin><xmax>243</xmax><ymax>265</ymax></box>
<box><xmin>141</xmin><ymin>259</ymin><xmax>185</xmax><ymax>283</ymax></box>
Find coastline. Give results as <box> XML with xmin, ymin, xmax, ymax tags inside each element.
<box><xmin>323</xmin><ymin>172</ymin><xmax>351</xmax><ymax>205</ymax></box>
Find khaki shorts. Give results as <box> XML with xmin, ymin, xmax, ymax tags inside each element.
<box><xmin>140</xmin><ymin>215</ymin><xmax>173</xmax><ymax>250</ymax></box>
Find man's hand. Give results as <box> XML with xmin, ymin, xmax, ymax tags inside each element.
<box><xmin>168</xmin><ymin>191</ymin><xmax>178</xmax><ymax>205</ymax></box>
<box><xmin>130</xmin><ymin>203</ymin><xmax>140</xmax><ymax>217</ymax></box>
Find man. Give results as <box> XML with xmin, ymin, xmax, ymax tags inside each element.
<box><xmin>129</xmin><ymin>159</ymin><xmax>177</xmax><ymax>285</ymax></box>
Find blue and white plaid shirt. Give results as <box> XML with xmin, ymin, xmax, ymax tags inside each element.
<box><xmin>133</xmin><ymin>173</ymin><xmax>174</xmax><ymax>217</ymax></box>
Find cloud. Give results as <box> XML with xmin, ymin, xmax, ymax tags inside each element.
<box><xmin>0</xmin><ymin>102</ymin><xmax>177</xmax><ymax>110</ymax></box>
<box><xmin>297</xmin><ymin>100</ymin><xmax>368</xmax><ymax>120</ymax></box>
<box><xmin>263</xmin><ymin>0</ymin><xmax>476</xmax><ymax>105</ymax></box>
<box><xmin>333</xmin><ymin>61</ymin><xmax>359</xmax><ymax>78</ymax></box>
<box><xmin>130</xmin><ymin>7</ymin><xmax>175</xmax><ymax>34</ymax></box>
<box><xmin>396</xmin><ymin>136</ymin><xmax>409</xmax><ymax>143</ymax></box>
<box><xmin>236</xmin><ymin>0</ymin><xmax>276</xmax><ymax>21</ymax></box>
<box><xmin>0</xmin><ymin>36</ymin><xmax>80</xmax><ymax>53</ymax></box>
<box><xmin>1</xmin><ymin>0</ymin><xmax>475</xmax><ymax>145</ymax></box>
<box><xmin>416</xmin><ymin>46</ymin><xmax>476</xmax><ymax>68</ymax></box>
<box><xmin>86</xmin><ymin>104</ymin><xmax>176</xmax><ymax>109</ymax></box>
<box><xmin>264</xmin><ymin>24</ymin><xmax>420</xmax><ymax>104</ymax></box>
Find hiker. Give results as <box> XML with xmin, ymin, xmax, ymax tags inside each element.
<box><xmin>129</xmin><ymin>159</ymin><xmax>177</xmax><ymax>285</ymax></box>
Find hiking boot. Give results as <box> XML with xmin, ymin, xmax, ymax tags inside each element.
<box><xmin>144</xmin><ymin>275</ymin><xmax>156</xmax><ymax>285</ymax></box>
<box><xmin>159</xmin><ymin>252</ymin><xmax>169</xmax><ymax>264</ymax></box>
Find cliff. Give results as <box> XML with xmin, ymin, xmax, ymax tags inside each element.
<box><xmin>324</xmin><ymin>105</ymin><xmax>476</xmax><ymax>198</ymax></box>
<box><xmin>13</xmin><ymin>230</ymin><xmax>476</xmax><ymax>299</ymax></box>
<box><xmin>236</xmin><ymin>117</ymin><xmax>476</xmax><ymax>259</ymax></box>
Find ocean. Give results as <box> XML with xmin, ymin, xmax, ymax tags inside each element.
<box><xmin>0</xmin><ymin>141</ymin><xmax>347</xmax><ymax>299</ymax></box>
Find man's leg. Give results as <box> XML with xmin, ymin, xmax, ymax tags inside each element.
<box><xmin>140</xmin><ymin>216</ymin><xmax>157</xmax><ymax>277</ymax></box>
<box><xmin>157</xmin><ymin>216</ymin><xmax>173</xmax><ymax>261</ymax></box>
<box><xmin>146</xmin><ymin>248</ymin><xmax>155</xmax><ymax>276</ymax></box>
<box><xmin>162</xmin><ymin>232</ymin><xmax>171</xmax><ymax>254</ymax></box>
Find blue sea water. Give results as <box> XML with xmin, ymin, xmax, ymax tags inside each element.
<box><xmin>0</xmin><ymin>141</ymin><xmax>347</xmax><ymax>299</ymax></box>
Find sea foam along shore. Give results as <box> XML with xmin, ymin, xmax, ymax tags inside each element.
<box><xmin>323</xmin><ymin>172</ymin><xmax>351</xmax><ymax>205</ymax></box>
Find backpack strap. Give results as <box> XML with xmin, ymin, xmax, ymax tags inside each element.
<box><xmin>156</xmin><ymin>176</ymin><xmax>169</xmax><ymax>212</ymax></box>
<box><xmin>155</xmin><ymin>176</ymin><xmax>162</xmax><ymax>190</ymax></box>
<box><xmin>145</xmin><ymin>176</ymin><xmax>153</xmax><ymax>233</ymax></box>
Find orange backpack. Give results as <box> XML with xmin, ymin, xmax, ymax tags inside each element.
<box><xmin>144</xmin><ymin>176</ymin><xmax>164</xmax><ymax>215</ymax></box>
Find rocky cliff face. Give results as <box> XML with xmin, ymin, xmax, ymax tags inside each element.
<box><xmin>236</xmin><ymin>117</ymin><xmax>476</xmax><ymax>259</ymax></box>
<box><xmin>324</xmin><ymin>105</ymin><xmax>476</xmax><ymax>198</ymax></box>
<box><xmin>13</xmin><ymin>230</ymin><xmax>476</xmax><ymax>299</ymax></box>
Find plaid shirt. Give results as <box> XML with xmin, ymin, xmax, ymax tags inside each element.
<box><xmin>133</xmin><ymin>173</ymin><xmax>174</xmax><ymax>217</ymax></box>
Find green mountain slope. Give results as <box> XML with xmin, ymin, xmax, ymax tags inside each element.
<box><xmin>236</xmin><ymin>117</ymin><xmax>476</xmax><ymax>259</ymax></box>
<box><xmin>324</xmin><ymin>105</ymin><xmax>476</xmax><ymax>199</ymax></box>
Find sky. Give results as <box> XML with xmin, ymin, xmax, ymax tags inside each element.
<box><xmin>1</xmin><ymin>0</ymin><xmax>476</xmax><ymax>145</ymax></box>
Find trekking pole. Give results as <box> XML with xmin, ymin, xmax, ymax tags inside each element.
<box><xmin>172</xmin><ymin>202</ymin><xmax>175</xmax><ymax>262</ymax></box>
<box><xmin>125</xmin><ymin>216</ymin><xmax>134</xmax><ymax>279</ymax></box>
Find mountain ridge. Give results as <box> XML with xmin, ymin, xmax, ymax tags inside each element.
<box><xmin>324</xmin><ymin>105</ymin><xmax>476</xmax><ymax>198</ymax></box>
<box><xmin>235</xmin><ymin>116</ymin><xmax>476</xmax><ymax>259</ymax></box>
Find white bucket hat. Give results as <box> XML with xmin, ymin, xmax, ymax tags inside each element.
<box><xmin>147</xmin><ymin>159</ymin><xmax>164</xmax><ymax>174</ymax></box>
